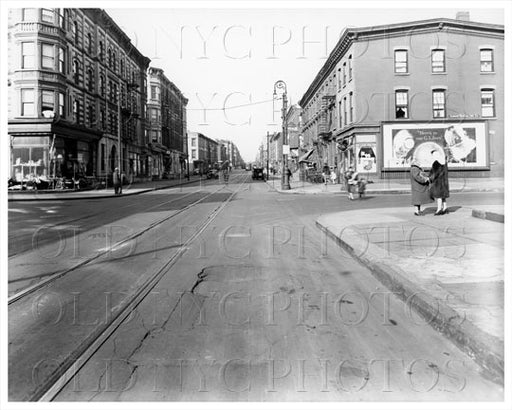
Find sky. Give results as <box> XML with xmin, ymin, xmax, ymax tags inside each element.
<box><xmin>104</xmin><ymin>5</ymin><xmax>505</xmax><ymax>162</ymax></box>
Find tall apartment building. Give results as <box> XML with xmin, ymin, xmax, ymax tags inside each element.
<box><xmin>299</xmin><ymin>14</ymin><xmax>504</xmax><ymax>178</ymax></box>
<box><xmin>8</xmin><ymin>8</ymin><xmax>150</xmax><ymax>182</ymax></box>
<box><xmin>147</xmin><ymin>67</ymin><xmax>188</xmax><ymax>179</ymax></box>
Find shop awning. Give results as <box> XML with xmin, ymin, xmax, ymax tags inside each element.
<box><xmin>298</xmin><ymin>149</ymin><xmax>315</xmax><ymax>163</ymax></box>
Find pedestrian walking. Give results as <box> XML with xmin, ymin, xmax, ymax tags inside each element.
<box><xmin>429</xmin><ymin>150</ymin><xmax>450</xmax><ymax>215</ymax></box>
<box><xmin>322</xmin><ymin>163</ymin><xmax>330</xmax><ymax>186</ymax></box>
<box><xmin>344</xmin><ymin>166</ymin><xmax>356</xmax><ymax>200</ymax></box>
<box><xmin>330</xmin><ymin>167</ymin><xmax>337</xmax><ymax>184</ymax></box>
<box><xmin>409</xmin><ymin>159</ymin><xmax>432</xmax><ymax>215</ymax></box>
<box><xmin>113</xmin><ymin>167</ymin><xmax>122</xmax><ymax>195</ymax></box>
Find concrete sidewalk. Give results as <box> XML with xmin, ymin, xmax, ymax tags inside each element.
<box><xmin>267</xmin><ymin>175</ymin><xmax>504</xmax><ymax>195</ymax></box>
<box><xmin>7</xmin><ymin>175</ymin><xmax>204</xmax><ymax>201</ymax></box>
<box><xmin>316</xmin><ymin>204</ymin><xmax>504</xmax><ymax>384</ymax></box>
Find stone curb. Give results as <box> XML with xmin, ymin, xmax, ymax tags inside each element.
<box><xmin>472</xmin><ymin>209</ymin><xmax>505</xmax><ymax>223</ymax></box>
<box><xmin>315</xmin><ymin>218</ymin><xmax>504</xmax><ymax>385</ymax></box>
<box><xmin>7</xmin><ymin>178</ymin><xmax>200</xmax><ymax>202</ymax></box>
<box><xmin>266</xmin><ymin>183</ymin><xmax>504</xmax><ymax>195</ymax></box>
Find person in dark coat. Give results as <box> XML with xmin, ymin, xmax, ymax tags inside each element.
<box><xmin>429</xmin><ymin>150</ymin><xmax>450</xmax><ymax>215</ymax></box>
<box><xmin>113</xmin><ymin>167</ymin><xmax>122</xmax><ymax>195</ymax></box>
<box><xmin>409</xmin><ymin>159</ymin><xmax>432</xmax><ymax>215</ymax></box>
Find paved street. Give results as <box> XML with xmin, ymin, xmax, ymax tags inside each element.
<box><xmin>8</xmin><ymin>171</ymin><xmax>504</xmax><ymax>401</ymax></box>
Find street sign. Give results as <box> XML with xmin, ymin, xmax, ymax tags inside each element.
<box><xmin>283</xmin><ymin>145</ymin><xmax>290</xmax><ymax>155</ymax></box>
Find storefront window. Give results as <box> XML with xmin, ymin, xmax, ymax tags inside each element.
<box><xmin>12</xmin><ymin>146</ymin><xmax>48</xmax><ymax>180</ymax></box>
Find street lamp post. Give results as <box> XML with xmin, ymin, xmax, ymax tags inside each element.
<box><xmin>273</xmin><ymin>80</ymin><xmax>290</xmax><ymax>190</ymax></box>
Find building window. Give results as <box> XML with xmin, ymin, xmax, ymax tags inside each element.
<box><xmin>86</xmin><ymin>67</ymin><xmax>94</xmax><ymax>91</ymax></box>
<box><xmin>191</xmin><ymin>138</ymin><xmax>196</xmax><ymax>147</ymax></box>
<box><xmin>99</xmin><ymin>41</ymin><xmax>104</xmax><ymax>60</ymax></box>
<box><xmin>432</xmin><ymin>89</ymin><xmax>446</xmax><ymax>118</ymax></box>
<box><xmin>73</xmin><ymin>21</ymin><xmax>79</xmax><ymax>45</ymax></box>
<box><xmin>41</xmin><ymin>8</ymin><xmax>54</xmax><ymax>23</ymax></box>
<box><xmin>21</xmin><ymin>42</ymin><xmax>35</xmax><ymax>69</ymax></box>
<box><xmin>41</xmin><ymin>43</ymin><xmax>55</xmax><ymax>69</ymax></box>
<box><xmin>22</xmin><ymin>9</ymin><xmax>38</xmax><ymax>21</ymax></box>
<box><xmin>112</xmin><ymin>51</ymin><xmax>117</xmax><ymax>72</ymax></box>
<box><xmin>21</xmin><ymin>89</ymin><xmax>35</xmax><ymax>116</ymax></box>
<box><xmin>343</xmin><ymin>97</ymin><xmax>347</xmax><ymax>126</ymax></box>
<box><xmin>58</xmin><ymin>8</ymin><xmax>65</xmax><ymax>28</ymax></box>
<box><xmin>73</xmin><ymin>99</ymin><xmax>80</xmax><ymax>123</ymax></box>
<box><xmin>87</xmin><ymin>105</ymin><xmax>94</xmax><ymax>126</ymax></box>
<box><xmin>151</xmin><ymin>85</ymin><xmax>157</xmax><ymax>99</ymax></box>
<box><xmin>349</xmin><ymin>92</ymin><xmax>353</xmax><ymax>123</ymax></box>
<box><xmin>73</xmin><ymin>59</ymin><xmax>79</xmax><ymax>84</ymax></box>
<box><xmin>480</xmin><ymin>49</ymin><xmax>494</xmax><ymax>72</ymax></box>
<box><xmin>481</xmin><ymin>89</ymin><xmax>495</xmax><ymax>117</ymax></box>
<box><xmin>86</xmin><ymin>32</ymin><xmax>92</xmax><ymax>54</ymax></box>
<box><xmin>41</xmin><ymin>90</ymin><xmax>54</xmax><ymax>116</ymax></box>
<box><xmin>348</xmin><ymin>55</ymin><xmax>352</xmax><ymax>80</ymax></box>
<box><xmin>431</xmin><ymin>49</ymin><xmax>445</xmax><ymax>73</ymax></box>
<box><xmin>99</xmin><ymin>75</ymin><xmax>105</xmax><ymax>96</ymax></box>
<box><xmin>59</xmin><ymin>92</ymin><xmax>65</xmax><ymax>117</ymax></box>
<box><xmin>395</xmin><ymin>90</ymin><xmax>409</xmax><ymax>118</ymax></box>
<box><xmin>338</xmin><ymin>101</ymin><xmax>342</xmax><ymax>127</ymax></box>
<box><xmin>58</xmin><ymin>47</ymin><xmax>66</xmax><ymax>73</ymax></box>
<box><xmin>191</xmin><ymin>149</ymin><xmax>197</xmax><ymax>159</ymax></box>
<box><xmin>342</xmin><ymin>62</ymin><xmax>347</xmax><ymax>86</ymax></box>
<box><xmin>100</xmin><ymin>110</ymin><xmax>106</xmax><ymax>129</ymax></box>
<box><xmin>108</xmin><ymin>48</ymin><xmax>112</xmax><ymax>68</ymax></box>
<box><xmin>120</xmin><ymin>59</ymin><xmax>124</xmax><ymax>78</ymax></box>
<box><xmin>394</xmin><ymin>50</ymin><xmax>408</xmax><ymax>73</ymax></box>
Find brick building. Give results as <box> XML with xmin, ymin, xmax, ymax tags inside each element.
<box><xmin>8</xmin><ymin>8</ymin><xmax>151</xmax><ymax>183</ymax></box>
<box><xmin>299</xmin><ymin>14</ymin><xmax>504</xmax><ymax>179</ymax></box>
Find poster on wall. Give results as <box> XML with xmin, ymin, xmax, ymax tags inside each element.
<box><xmin>356</xmin><ymin>142</ymin><xmax>377</xmax><ymax>173</ymax></box>
<box><xmin>382</xmin><ymin>122</ymin><xmax>488</xmax><ymax>169</ymax></box>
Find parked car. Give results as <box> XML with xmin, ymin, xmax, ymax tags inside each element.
<box><xmin>206</xmin><ymin>169</ymin><xmax>219</xmax><ymax>179</ymax></box>
<box><xmin>252</xmin><ymin>167</ymin><xmax>264</xmax><ymax>180</ymax></box>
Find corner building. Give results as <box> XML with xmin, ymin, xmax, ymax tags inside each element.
<box><xmin>8</xmin><ymin>8</ymin><xmax>150</xmax><ymax>182</ymax></box>
<box><xmin>299</xmin><ymin>15</ymin><xmax>504</xmax><ymax>178</ymax></box>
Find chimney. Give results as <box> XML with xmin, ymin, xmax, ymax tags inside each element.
<box><xmin>456</xmin><ymin>11</ymin><xmax>470</xmax><ymax>21</ymax></box>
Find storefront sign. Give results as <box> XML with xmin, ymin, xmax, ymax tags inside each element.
<box><xmin>382</xmin><ymin>122</ymin><xmax>487</xmax><ymax>169</ymax></box>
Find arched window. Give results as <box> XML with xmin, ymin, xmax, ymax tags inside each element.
<box><xmin>73</xmin><ymin>21</ymin><xmax>79</xmax><ymax>45</ymax></box>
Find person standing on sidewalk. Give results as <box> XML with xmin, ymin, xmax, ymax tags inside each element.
<box><xmin>429</xmin><ymin>150</ymin><xmax>450</xmax><ymax>215</ymax></box>
<box><xmin>322</xmin><ymin>163</ymin><xmax>330</xmax><ymax>186</ymax></box>
<box><xmin>286</xmin><ymin>167</ymin><xmax>292</xmax><ymax>188</ymax></box>
<box><xmin>409</xmin><ymin>159</ymin><xmax>431</xmax><ymax>215</ymax></box>
<box><xmin>344</xmin><ymin>166</ymin><xmax>356</xmax><ymax>200</ymax></box>
<box><xmin>113</xmin><ymin>167</ymin><xmax>122</xmax><ymax>195</ymax></box>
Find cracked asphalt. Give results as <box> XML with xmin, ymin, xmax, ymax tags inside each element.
<box><xmin>8</xmin><ymin>171</ymin><xmax>504</xmax><ymax>401</ymax></box>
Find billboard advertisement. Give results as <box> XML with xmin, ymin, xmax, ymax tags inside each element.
<box><xmin>382</xmin><ymin>122</ymin><xmax>488</xmax><ymax>169</ymax></box>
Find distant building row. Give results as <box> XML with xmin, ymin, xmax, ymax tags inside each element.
<box><xmin>188</xmin><ymin>132</ymin><xmax>244</xmax><ymax>174</ymax></box>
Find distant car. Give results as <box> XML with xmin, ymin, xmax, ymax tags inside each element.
<box><xmin>206</xmin><ymin>169</ymin><xmax>219</xmax><ymax>179</ymax></box>
<box><xmin>252</xmin><ymin>167</ymin><xmax>264</xmax><ymax>180</ymax></box>
<box><xmin>245</xmin><ymin>165</ymin><xmax>251</xmax><ymax>171</ymax></box>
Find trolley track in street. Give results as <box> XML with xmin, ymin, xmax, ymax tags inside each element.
<box><xmin>8</xmin><ymin>175</ymin><xmax>245</xmax><ymax>305</ymax></box>
<box><xmin>8</xmin><ymin>173</ymin><xmax>249</xmax><ymax>401</ymax></box>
